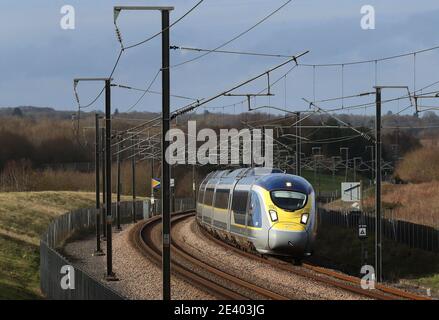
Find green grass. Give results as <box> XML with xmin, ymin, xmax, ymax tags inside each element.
<box><xmin>314</xmin><ymin>224</ymin><xmax>439</xmax><ymax>296</ymax></box>
<box><xmin>0</xmin><ymin>235</ymin><xmax>41</xmax><ymax>299</ymax></box>
<box><xmin>413</xmin><ymin>274</ymin><xmax>439</xmax><ymax>295</ymax></box>
<box><xmin>0</xmin><ymin>191</ymin><xmax>137</xmax><ymax>300</ymax></box>
<box><xmin>0</xmin><ymin>192</ymin><xmax>99</xmax><ymax>241</ymax></box>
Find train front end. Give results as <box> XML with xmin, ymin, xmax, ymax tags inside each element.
<box><xmin>255</xmin><ymin>174</ymin><xmax>317</xmax><ymax>258</ymax></box>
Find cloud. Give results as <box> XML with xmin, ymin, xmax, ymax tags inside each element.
<box><xmin>0</xmin><ymin>0</ymin><xmax>438</xmax><ymax>114</ymax></box>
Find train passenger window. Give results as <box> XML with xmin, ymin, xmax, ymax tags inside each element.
<box><xmin>214</xmin><ymin>189</ymin><xmax>229</xmax><ymax>210</ymax></box>
<box><xmin>248</xmin><ymin>191</ymin><xmax>262</xmax><ymax>228</ymax></box>
<box><xmin>204</xmin><ymin>188</ymin><xmax>214</xmax><ymax>206</ymax></box>
<box><xmin>270</xmin><ymin>190</ymin><xmax>307</xmax><ymax>211</ymax></box>
<box><xmin>231</xmin><ymin>190</ymin><xmax>248</xmax><ymax>225</ymax></box>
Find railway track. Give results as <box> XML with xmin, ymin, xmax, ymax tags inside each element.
<box><xmin>132</xmin><ymin>210</ymin><xmax>431</xmax><ymax>300</ymax></box>
<box><xmin>302</xmin><ymin>263</ymin><xmax>431</xmax><ymax>301</ymax></box>
<box><xmin>196</xmin><ymin>214</ymin><xmax>432</xmax><ymax>301</ymax></box>
<box><xmin>131</xmin><ymin>211</ymin><xmax>289</xmax><ymax>300</ymax></box>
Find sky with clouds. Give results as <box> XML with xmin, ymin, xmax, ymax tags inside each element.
<box><xmin>1</xmin><ymin>0</ymin><xmax>439</xmax><ymax>116</ymax></box>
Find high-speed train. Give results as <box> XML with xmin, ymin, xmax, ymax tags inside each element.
<box><xmin>196</xmin><ymin>167</ymin><xmax>317</xmax><ymax>260</ymax></box>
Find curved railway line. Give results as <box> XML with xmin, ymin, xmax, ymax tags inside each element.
<box><xmin>131</xmin><ymin>211</ymin><xmax>289</xmax><ymax>300</ymax></box>
<box><xmin>131</xmin><ymin>210</ymin><xmax>431</xmax><ymax>300</ymax></box>
<box><xmin>198</xmin><ymin>215</ymin><xmax>432</xmax><ymax>301</ymax></box>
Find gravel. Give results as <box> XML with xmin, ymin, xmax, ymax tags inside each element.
<box><xmin>62</xmin><ymin>223</ymin><xmax>216</xmax><ymax>300</ymax></box>
<box><xmin>62</xmin><ymin>216</ymin><xmax>370</xmax><ymax>300</ymax></box>
<box><xmin>172</xmin><ymin>217</ymin><xmax>370</xmax><ymax>300</ymax></box>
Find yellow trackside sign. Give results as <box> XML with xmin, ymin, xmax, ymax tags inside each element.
<box><xmin>152</xmin><ymin>178</ymin><xmax>160</xmax><ymax>190</ymax></box>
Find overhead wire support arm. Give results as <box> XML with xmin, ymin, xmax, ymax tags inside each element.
<box><xmin>74</xmin><ymin>1</ymin><xmax>194</xmax><ymax>111</ymax></box>
<box><xmin>73</xmin><ymin>78</ymin><xmax>114</xmax><ymax>103</ymax></box>
<box><xmin>114</xmin><ymin>83</ymin><xmax>200</xmax><ymax>101</ymax></box>
<box><xmin>224</xmin><ymin>93</ymin><xmax>275</xmax><ymax>111</ymax></box>
<box><xmin>170</xmin><ymin>45</ymin><xmax>301</xmax><ymax>59</ymax></box>
<box><xmin>413</xmin><ymin>92</ymin><xmax>439</xmax><ymax>113</ymax></box>
<box><xmin>303</xmin><ymin>98</ymin><xmax>374</xmax><ymax>142</ymax></box>
<box><xmin>114</xmin><ymin>2</ymin><xmax>204</xmax><ymax>50</ymax></box>
<box><xmin>171</xmin><ymin>50</ymin><xmax>309</xmax><ymax>119</ymax></box>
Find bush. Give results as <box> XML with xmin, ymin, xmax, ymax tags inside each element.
<box><xmin>35</xmin><ymin>137</ymin><xmax>89</xmax><ymax>164</ymax></box>
<box><xmin>0</xmin><ymin>130</ymin><xmax>35</xmax><ymax>169</ymax></box>
<box><xmin>0</xmin><ymin>160</ymin><xmax>33</xmax><ymax>191</ymax></box>
<box><xmin>395</xmin><ymin>146</ymin><xmax>439</xmax><ymax>183</ymax></box>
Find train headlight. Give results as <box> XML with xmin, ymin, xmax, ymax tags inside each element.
<box><xmin>269</xmin><ymin>210</ymin><xmax>278</xmax><ymax>222</ymax></box>
<box><xmin>300</xmin><ymin>213</ymin><xmax>309</xmax><ymax>225</ymax></box>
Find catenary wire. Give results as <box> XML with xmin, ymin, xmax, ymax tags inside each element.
<box><xmin>171</xmin><ymin>0</ymin><xmax>293</xmax><ymax>68</ymax></box>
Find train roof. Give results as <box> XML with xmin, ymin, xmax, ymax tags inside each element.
<box><xmin>254</xmin><ymin>173</ymin><xmax>313</xmax><ymax>194</ymax></box>
<box><xmin>201</xmin><ymin>167</ymin><xmax>313</xmax><ymax>194</ymax></box>
<box><xmin>208</xmin><ymin>167</ymin><xmax>283</xmax><ymax>179</ymax></box>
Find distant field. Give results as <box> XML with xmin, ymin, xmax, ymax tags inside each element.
<box><xmin>0</xmin><ymin>191</ymin><xmax>135</xmax><ymax>299</ymax></box>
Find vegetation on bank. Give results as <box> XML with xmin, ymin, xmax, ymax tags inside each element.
<box><xmin>395</xmin><ymin>145</ymin><xmax>439</xmax><ymax>183</ymax></box>
<box><xmin>0</xmin><ymin>191</ymin><xmax>136</xmax><ymax>300</ymax></box>
<box><xmin>314</xmin><ymin>224</ymin><xmax>439</xmax><ymax>297</ymax></box>
<box><xmin>324</xmin><ymin>182</ymin><xmax>439</xmax><ymax>227</ymax></box>
<box><xmin>318</xmin><ymin>140</ymin><xmax>439</xmax><ymax>296</ymax></box>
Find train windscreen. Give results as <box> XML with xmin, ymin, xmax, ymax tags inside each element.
<box><xmin>270</xmin><ymin>190</ymin><xmax>307</xmax><ymax>211</ymax></box>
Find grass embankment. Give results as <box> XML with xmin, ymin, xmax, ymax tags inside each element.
<box><xmin>314</xmin><ymin>224</ymin><xmax>439</xmax><ymax>296</ymax></box>
<box><xmin>0</xmin><ymin>191</ymin><xmax>135</xmax><ymax>300</ymax></box>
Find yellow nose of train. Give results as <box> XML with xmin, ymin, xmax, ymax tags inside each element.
<box><xmin>255</xmin><ymin>174</ymin><xmax>316</xmax><ymax>256</ymax></box>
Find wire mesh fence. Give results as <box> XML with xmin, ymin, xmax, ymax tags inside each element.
<box><xmin>40</xmin><ymin>240</ymin><xmax>124</xmax><ymax>300</ymax></box>
<box><xmin>318</xmin><ymin>209</ymin><xmax>439</xmax><ymax>253</ymax></box>
<box><xmin>40</xmin><ymin>197</ymin><xmax>196</xmax><ymax>300</ymax></box>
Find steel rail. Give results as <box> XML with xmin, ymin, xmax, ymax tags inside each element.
<box><xmin>196</xmin><ymin>216</ymin><xmax>431</xmax><ymax>300</ymax></box>
<box><xmin>131</xmin><ymin>212</ymin><xmax>246</xmax><ymax>300</ymax></box>
<box><xmin>171</xmin><ymin>213</ymin><xmax>289</xmax><ymax>300</ymax></box>
<box><xmin>133</xmin><ymin>211</ymin><xmax>289</xmax><ymax>300</ymax></box>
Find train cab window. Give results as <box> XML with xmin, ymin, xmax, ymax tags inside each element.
<box><xmin>204</xmin><ymin>188</ymin><xmax>214</xmax><ymax>206</ymax></box>
<box><xmin>214</xmin><ymin>189</ymin><xmax>229</xmax><ymax>210</ymax></box>
<box><xmin>198</xmin><ymin>188</ymin><xmax>205</xmax><ymax>204</ymax></box>
<box><xmin>198</xmin><ymin>179</ymin><xmax>209</xmax><ymax>203</ymax></box>
<box><xmin>231</xmin><ymin>190</ymin><xmax>248</xmax><ymax>225</ymax></box>
<box><xmin>270</xmin><ymin>190</ymin><xmax>307</xmax><ymax>212</ymax></box>
<box><xmin>248</xmin><ymin>191</ymin><xmax>262</xmax><ymax>228</ymax></box>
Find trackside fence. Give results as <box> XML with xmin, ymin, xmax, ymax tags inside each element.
<box><xmin>318</xmin><ymin>209</ymin><xmax>439</xmax><ymax>253</ymax></box>
<box><xmin>40</xmin><ymin>198</ymin><xmax>195</xmax><ymax>300</ymax></box>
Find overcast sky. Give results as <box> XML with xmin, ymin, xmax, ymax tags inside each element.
<box><xmin>1</xmin><ymin>0</ymin><xmax>439</xmax><ymax>116</ymax></box>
